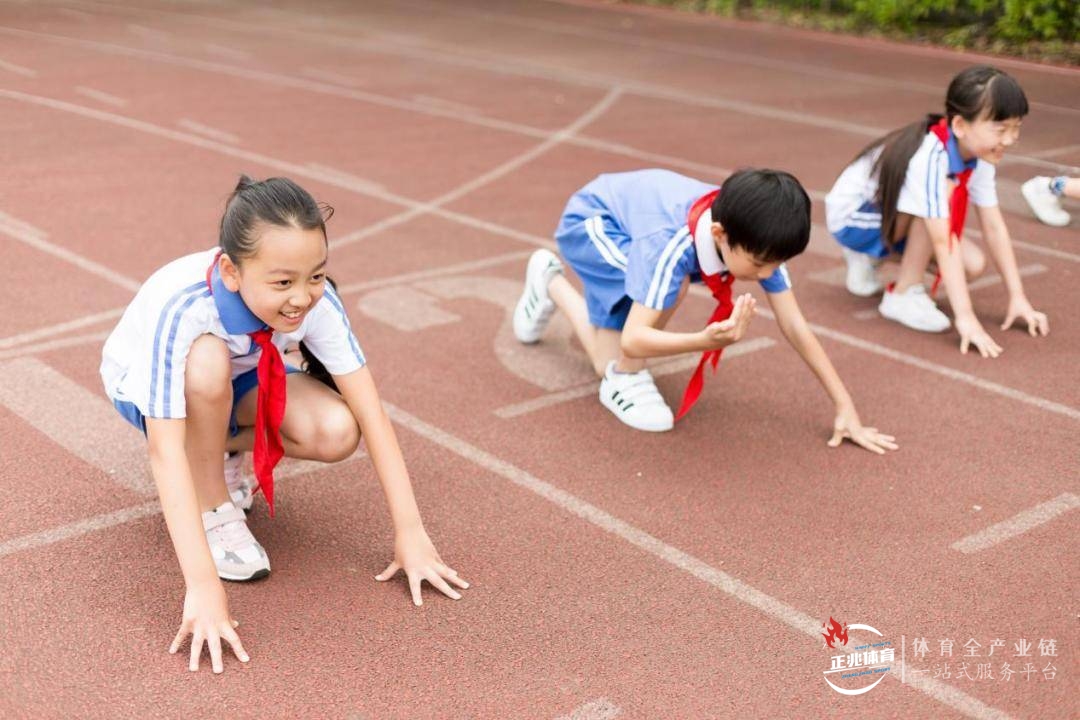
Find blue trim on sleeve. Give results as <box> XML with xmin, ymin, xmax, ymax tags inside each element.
<box><xmin>321</xmin><ymin>286</ymin><xmax>366</xmax><ymax>365</ymax></box>
<box><xmin>161</xmin><ymin>288</ymin><xmax>212</xmax><ymax>416</ymax></box>
<box><xmin>149</xmin><ymin>281</ymin><xmax>206</xmax><ymax>417</ymax></box>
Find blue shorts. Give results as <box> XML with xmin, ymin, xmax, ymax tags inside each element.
<box><xmin>112</xmin><ymin>365</ymin><xmax>302</xmax><ymax>437</ymax></box>
<box><xmin>833</xmin><ymin>201</ymin><xmax>906</xmax><ymax>259</ymax></box>
<box><xmin>555</xmin><ymin>193</ymin><xmax>634</xmax><ymax>330</ymax></box>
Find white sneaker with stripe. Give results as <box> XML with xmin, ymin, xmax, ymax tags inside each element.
<box><xmin>599</xmin><ymin>361</ymin><xmax>674</xmax><ymax>432</ymax></box>
<box><xmin>513</xmin><ymin>249</ymin><xmax>564</xmax><ymax>344</ymax></box>
<box><xmin>202</xmin><ymin>501</ymin><xmax>271</xmax><ymax>582</ymax></box>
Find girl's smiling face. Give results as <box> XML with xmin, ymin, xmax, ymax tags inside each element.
<box><xmin>220</xmin><ymin>223</ymin><xmax>328</xmax><ymax>332</ymax></box>
<box><xmin>953</xmin><ymin>113</ymin><xmax>1022</xmax><ymax>165</ymax></box>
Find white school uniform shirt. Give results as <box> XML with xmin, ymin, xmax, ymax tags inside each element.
<box><xmin>101</xmin><ymin>247</ymin><xmax>366</xmax><ymax>419</ymax></box>
<box><xmin>580</xmin><ymin>169</ymin><xmax>792</xmax><ymax>311</ymax></box>
<box><xmin>825</xmin><ymin>131</ymin><xmax>998</xmax><ymax>234</ymax></box>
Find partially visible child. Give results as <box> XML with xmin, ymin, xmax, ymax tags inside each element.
<box><xmin>512</xmin><ymin>167</ymin><xmax>896</xmax><ymax>455</ymax></box>
<box><xmin>1022</xmin><ymin>175</ymin><xmax>1077</xmax><ymax>227</ymax></box>
<box><xmin>101</xmin><ymin>176</ymin><xmax>467</xmax><ymax>674</ymax></box>
<box><xmin>826</xmin><ymin>65</ymin><xmax>1049</xmax><ymax>357</ymax></box>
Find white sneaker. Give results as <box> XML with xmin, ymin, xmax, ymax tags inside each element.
<box><xmin>513</xmin><ymin>249</ymin><xmax>564</xmax><ymax>344</ymax></box>
<box><xmin>841</xmin><ymin>247</ymin><xmax>884</xmax><ymax>297</ymax></box>
<box><xmin>224</xmin><ymin>452</ymin><xmax>257</xmax><ymax>512</ymax></box>
<box><xmin>1021</xmin><ymin>177</ymin><xmax>1070</xmax><ymax>227</ymax></box>
<box><xmin>202</xmin><ymin>501</ymin><xmax>270</xmax><ymax>582</ymax></box>
<box><xmin>878</xmin><ymin>284</ymin><xmax>951</xmax><ymax>333</ymax></box>
<box><xmin>598</xmin><ymin>361</ymin><xmax>674</xmax><ymax>432</ymax></box>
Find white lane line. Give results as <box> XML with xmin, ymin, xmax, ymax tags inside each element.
<box><xmin>5</xmin><ymin>15</ymin><xmax>1072</xmax><ymax>177</ymax></box>
<box><xmin>963</xmin><ymin>263</ymin><xmax>1047</xmax><ymax>293</ymax></box>
<box><xmin>411</xmin><ymin>94</ymin><xmax>482</xmax><ymax>116</ymax></box>
<box><xmin>380</xmin><ymin>401</ymin><xmax>1014</xmax><ymax>720</ymax></box>
<box><xmin>203</xmin><ymin>43</ymin><xmax>251</xmax><ymax>62</ymax></box>
<box><xmin>495</xmin><ymin>337</ymin><xmax>776</xmax><ymax>419</ymax></box>
<box><xmin>0</xmin><ymin>58</ymin><xmax>37</xmax><ymax>77</ymax></box>
<box><xmin>2</xmin><ymin>24</ymin><xmax>1072</xmax><ymax>201</ymax></box>
<box><xmin>327</xmin><ymin>86</ymin><xmax>622</xmax><ymax>253</ymax></box>
<box><xmin>126</xmin><ymin>23</ymin><xmax>169</xmax><ymax>43</ymax></box>
<box><xmin>341</xmin><ymin>252</ymin><xmax>536</xmax><ymax>295</ymax></box>
<box><xmin>6</xmin><ymin>90</ymin><xmax>1076</xmax><ymax>428</ymax></box>
<box><xmin>0</xmin><ymin>330</ymin><xmax>111</xmax><ymax>361</ymax></box>
<box><xmin>0</xmin><ymin>501</ymin><xmax>162</xmax><ymax>558</ymax></box>
<box><xmin>54</xmin><ymin>8</ymin><xmax>94</xmax><ymax>22</ymax></box>
<box><xmin>1028</xmin><ymin>143</ymin><xmax>1080</xmax><ymax>160</ymax></box>
<box><xmin>0</xmin><ymin>209</ymin><xmax>142</xmax><ymax>292</ymax></box>
<box><xmin>951</xmin><ymin>493</ymin><xmax>1080</xmax><ymax>554</ymax></box>
<box><xmin>0</xmin><ymin>357</ymin><xmax>155</xmax><ymax>495</ymax></box>
<box><xmin>177</xmin><ymin>118</ymin><xmax>239</xmax><ymax>144</ymax></box>
<box><xmin>752</xmin><ymin>303</ymin><xmax>1080</xmax><ymax>422</ymax></box>
<box><xmin>74</xmin><ymin>85</ymin><xmax>129</xmax><ymax>107</ymax></box>
<box><xmin>0</xmin><ymin>307</ymin><xmax>124</xmax><ymax>350</ymax></box>
<box><xmin>0</xmin><ymin>452</ymin><xmax>364</xmax><ymax>558</ymax></box>
<box><xmin>1010</xmin><ymin>239</ymin><xmax>1080</xmax><ymax>264</ymax></box>
<box><xmin>305</xmin><ymin>163</ymin><xmax>387</xmax><ymax>196</ymax></box>
<box><xmin>301</xmin><ymin>66</ymin><xmax>365</xmax><ymax>87</ymax></box>
<box><xmin>555</xmin><ymin>698</ymin><xmax>620</xmax><ymax>720</ymax></box>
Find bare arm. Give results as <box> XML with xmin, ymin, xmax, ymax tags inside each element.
<box><xmin>621</xmin><ymin>294</ymin><xmax>758</xmax><ymax>360</ymax></box>
<box><xmin>146</xmin><ymin>418</ymin><xmax>247</xmax><ymax>673</ymax></box>
<box><xmin>766</xmin><ymin>290</ymin><xmax>852</xmax><ymax>411</ymax></box>
<box><xmin>975</xmin><ymin>204</ymin><xmax>1049</xmax><ymax>337</ymax></box>
<box><xmin>333</xmin><ymin>365</ymin><xmax>468</xmax><ymax>605</ymax></box>
<box><xmin>923</xmin><ymin>217</ymin><xmax>1004</xmax><ymax>357</ymax></box>
<box><xmin>146</xmin><ymin>418</ymin><xmax>221</xmax><ymax>589</ymax></box>
<box><xmin>333</xmin><ymin>366</ymin><xmax>422</xmax><ymax>533</ymax></box>
<box><xmin>975</xmin><ymin>204</ymin><xmax>1024</xmax><ymax>296</ymax></box>
<box><xmin>924</xmin><ymin>216</ymin><xmax>976</xmax><ymax>320</ymax></box>
<box><xmin>767</xmin><ymin>290</ymin><xmax>897</xmax><ymax>455</ymax></box>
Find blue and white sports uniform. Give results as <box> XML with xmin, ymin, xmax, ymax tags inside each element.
<box><xmin>101</xmin><ymin>247</ymin><xmax>365</xmax><ymax>433</ymax></box>
<box><xmin>825</xmin><ymin>130</ymin><xmax>997</xmax><ymax>258</ymax></box>
<box><xmin>555</xmin><ymin>169</ymin><xmax>792</xmax><ymax>330</ymax></box>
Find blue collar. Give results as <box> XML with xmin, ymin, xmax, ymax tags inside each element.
<box><xmin>944</xmin><ymin>131</ymin><xmax>978</xmax><ymax>177</ymax></box>
<box><xmin>209</xmin><ymin>263</ymin><xmax>267</xmax><ymax>335</ymax></box>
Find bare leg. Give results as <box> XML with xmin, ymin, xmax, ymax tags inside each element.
<box><xmin>549</xmin><ymin>275</ymin><xmax>689</xmax><ymax>377</ymax></box>
<box><xmin>183</xmin><ymin>334</ymin><xmax>233</xmax><ymax>513</ymax></box>
<box><xmin>893</xmin><ymin>215</ymin><xmax>934</xmax><ymax>293</ymax></box>
<box><xmin>960</xmin><ymin>240</ymin><xmax>986</xmax><ymax>278</ymax></box>
<box><xmin>232</xmin><ymin>373</ymin><xmax>361</xmax><ymax>463</ymax></box>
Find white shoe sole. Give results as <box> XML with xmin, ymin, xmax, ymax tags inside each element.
<box><xmin>218</xmin><ymin>566</ymin><xmax>270</xmax><ymax>582</ymax></box>
<box><xmin>513</xmin><ymin>251</ymin><xmax>560</xmax><ymax>344</ymax></box>
<box><xmin>878</xmin><ymin>301</ymin><xmax>950</xmax><ymax>333</ymax></box>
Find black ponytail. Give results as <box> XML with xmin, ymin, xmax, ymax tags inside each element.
<box><xmin>852</xmin><ymin>114</ymin><xmax>941</xmax><ymax>249</ymax></box>
<box><xmin>852</xmin><ymin>65</ymin><xmax>1028</xmax><ymax>250</ymax></box>
<box><xmin>298</xmin><ymin>276</ymin><xmax>340</xmax><ymax>393</ymax></box>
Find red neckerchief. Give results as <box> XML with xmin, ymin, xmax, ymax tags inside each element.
<box><xmin>675</xmin><ymin>189</ymin><xmax>734</xmax><ymax>421</ymax></box>
<box><xmin>206</xmin><ymin>252</ymin><xmax>286</xmax><ymax>517</ymax></box>
<box><xmin>928</xmin><ymin>118</ymin><xmax>973</xmax><ymax>295</ymax></box>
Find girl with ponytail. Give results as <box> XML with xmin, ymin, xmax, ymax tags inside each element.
<box><xmin>825</xmin><ymin>65</ymin><xmax>1049</xmax><ymax>358</ymax></box>
<box><xmin>100</xmin><ymin>175</ymin><xmax>468</xmax><ymax>674</ymax></box>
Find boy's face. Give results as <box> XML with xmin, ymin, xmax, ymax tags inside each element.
<box><xmin>953</xmin><ymin>113</ymin><xmax>1022</xmax><ymax>166</ymax></box>
<box><xmin>220</xmin><ymin>224</ymin><xmax>328</xmax><ymax>333</ymax></box>
<box><xmin>713</xmin><ymin>223</ymin><xmax>782</xmax><ymax>281</ymax></box>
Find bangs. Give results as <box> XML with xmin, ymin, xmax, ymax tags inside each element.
<box><xmin>984</xmin><ymin>74</ymin><xmax>1029</xmax><ymax>121</ymax></box>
